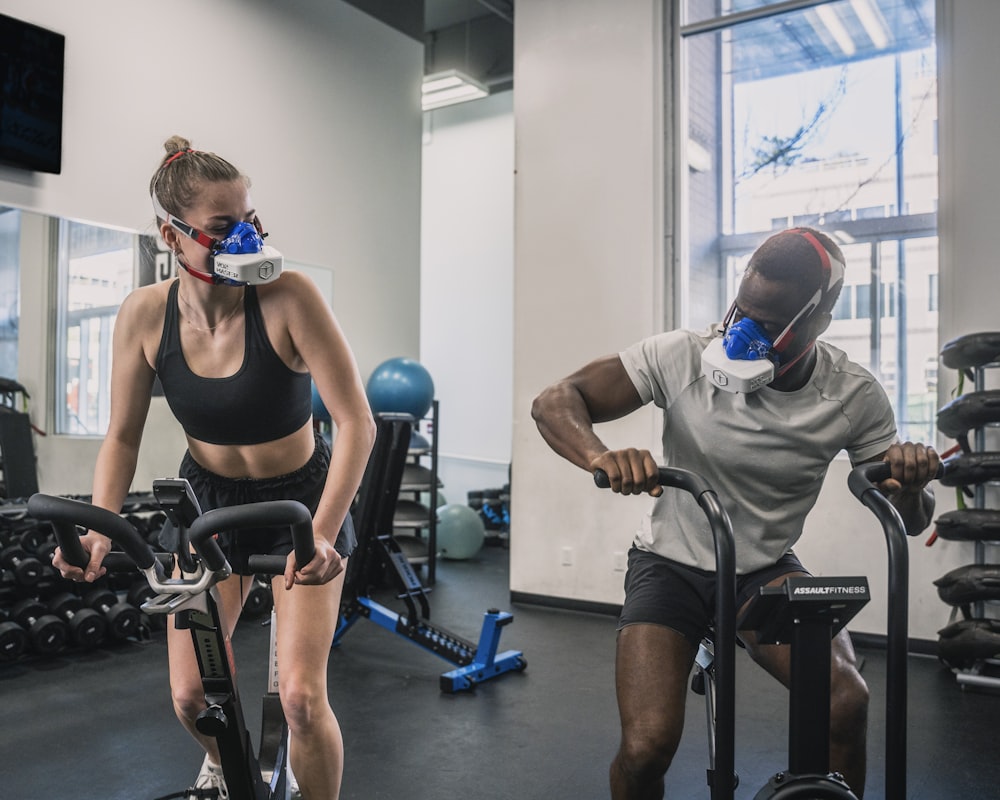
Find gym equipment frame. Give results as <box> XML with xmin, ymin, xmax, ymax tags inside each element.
<box><xmin>28</xmin><ymin>481</ymin><xmax>313</xmax><ymax>800</ymax></box>
<box><xmin>333</xmin><ymin>413</ymin><xmax>526</xmax><ymax>692</ymax></box>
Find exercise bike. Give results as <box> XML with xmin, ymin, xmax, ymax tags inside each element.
<box><xmin>597</xmin><ymin>461</ymin><xmax>944</xmax><ymax>800</ymax></box>
<box><xmin>27</xmin><ymin>478</ymin><xmax>314</xmax><ymax>800</ymax></box>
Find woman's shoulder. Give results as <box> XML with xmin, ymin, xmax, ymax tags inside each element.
<box><xmin>118</xmin><ymin>281</ymin><xmax>171</xmax><ymax>327</ymax></box>
<box><xmin>256</xmin><ymin>269</ymin><xmax>327</xmax><ymax>313</ymax></box>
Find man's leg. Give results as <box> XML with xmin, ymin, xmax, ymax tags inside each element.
<box><xmin>739</xmin><ymin>572</ymin><xmax>869</xmax><ymax>798</ymax></box>
<box><xmin>611</xmin><ymin>623</ymin><xmax>698</xmax><ymax>800</ymax></box>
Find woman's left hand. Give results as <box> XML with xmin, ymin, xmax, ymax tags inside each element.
<box><xmin>283</xmin><ymin>536</ymin><xmax>344</xmax><ymax>589</ymax></box>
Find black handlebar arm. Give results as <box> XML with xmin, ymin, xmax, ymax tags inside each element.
<box><xmin>27</xmin><ymin>494</ymin><xmax>316</xmax><ymax>599</ymax></box>
<box><xmin>594</xmin><ymin>466</ymin><xmax>737</xmax><ymax>800</ymax></box>
<box><xmin>847</xmin><ymin>459</ymin><xmax>947</xmax><ymax>800</ymax></box>
<box><xmin>187</xmin><ymin>499</ymin><xmax>316</xmax><ymax>575</ymax></box>
<box><xmin>26</xmin><ymin>493</ymin><xmax>174</xmax><ymax>589</ymax></box>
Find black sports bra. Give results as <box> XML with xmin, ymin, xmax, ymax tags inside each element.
<box><xmin>154</xmin><ymin>280</ymin><xmax>312</xmax><ymax>445</ymax></box>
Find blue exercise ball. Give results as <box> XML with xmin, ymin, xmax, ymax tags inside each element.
<box><xmin>436</xmin><ymin>503</ymin><xmax>485</xmax><ymax>560</ymax></box>
<box><xmin>311</xmin><ymin>382</ymin><xmax>330</xmax><ymax>424</ymax></box>
<box><xmin>366</xmin><ymin>357</ymin><xmax>435</xmax><ymax>420</ymax></box>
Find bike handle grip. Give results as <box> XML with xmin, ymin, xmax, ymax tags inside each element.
<box><xmin>27</xmin><ymin>493</ymin><xmax>157</xmax><ymax>571</ymax></box>
<box><xmin>594</xmin><ymin>467</ymin><xmax>715</xmax><ymax>498</ymax></box>
<box><xmin>187</xmin><ymin>499</ymin><xmax>315</xmax><ymax>572</ymax></box>
<box><xmin>247</xmin><ymin>554</ymin><xmax>292</xmax><ymax>575</ymax></box>
<box><xmin>847</xmin><ymin>460</ymin><xmax>947</xmax><ymax>501</ymax></box>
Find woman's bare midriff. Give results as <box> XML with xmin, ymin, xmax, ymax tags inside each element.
<box><xmin>184</xmin><ymin>421</ymin><xmax>316</xmax><ymax>480</ymax></box>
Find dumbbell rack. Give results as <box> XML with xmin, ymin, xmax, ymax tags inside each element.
<box><xmin>935</xmin><ymin>334</ymin><xmax>1000</xmax><ymax>691</ymax></box>
<box><xmin>0</xmin><ymin>491</ymin><xmax>164</xmax><ymax>665</ymax></box>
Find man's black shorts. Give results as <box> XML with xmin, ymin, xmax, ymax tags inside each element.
<box><xmin>618</xmin><ymin>546</ymin><xmax>809</xmax><ymax>646</ymax></box>
<box><xmin>158</xmin><ymin>432</ymin><xmax>357</xmax><ymax>574</ymax></box>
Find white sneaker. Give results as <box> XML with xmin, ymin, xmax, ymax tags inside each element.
<box><xmin>287</xmin><ymin>750</ymin><xmax>302</xmax><ymax>799</ymax></box>
<box><xmin>188</xmin><ymin>754</ymin><xmax>229</xmax><ymax>800</ymax></box>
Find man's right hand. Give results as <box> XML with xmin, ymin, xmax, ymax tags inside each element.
<box><xmin>590</xmin><ymin>448</ymin><xmax>663</xmax><ymax>497</ymax></box>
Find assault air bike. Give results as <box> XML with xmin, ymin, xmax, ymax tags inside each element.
<box><xmin>28</xmin><ymin>479</ymin><xmax>311</xmax><ymax>800</ymax></box>
<box><xmin>597</xmin><ymin>461</ymin><xmax>944</xmax><ymax>800</ymax></box>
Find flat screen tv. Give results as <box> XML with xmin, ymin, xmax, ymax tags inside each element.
<box><xmin>0</xmin><ymin>14</ymin><xmax>64</xmax><ymax>175</ymax></box>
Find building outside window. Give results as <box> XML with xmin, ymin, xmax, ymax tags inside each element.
<box><xmin>55</xmin><ymin>220</ymin><xmax>135</xmax><ymax>435</ymax></box>
<box><xmin>0</xmin><ymin>208</ymin><xmax>21</xmax><ymax>381</ymax></box>
<box><xmin>678</xmin><ymin>0</ymin><xmax>938</xmax><ymax>441</ymax></box>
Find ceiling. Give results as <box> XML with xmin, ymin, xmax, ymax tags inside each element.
<box><xmin>425</xmin><ymin>0</ymin><xmax>513</xmax><ymax>33</ymax></box>
<box><xmin>424</xmin><ymin>0</ymin><xmax>514</xmax><ymax>89</ymax></box>
<box><xmin>342</xmin><ymin>0</ymin><xmax>514</xmax><ymax>88</ymax></box>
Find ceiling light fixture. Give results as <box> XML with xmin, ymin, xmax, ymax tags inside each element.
<box><xmin>422</xmin><ymin>69</ymin><xmax>489</xmax><ymax>111</ymax></box>
<box><xmin>850</xmin><ymin>0</ymin><xmax>890</xmax><ymax>49</ymax></box>
<box><xmin>814</xmin><ymin>5</ymin><xmax>856</xmax><ymax>57</ymax></box>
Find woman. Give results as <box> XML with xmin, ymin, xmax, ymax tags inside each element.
<box><xmin>53</xmin><ymin>136</ymin><xmax>376</xmax><ymax>800</ymax></box>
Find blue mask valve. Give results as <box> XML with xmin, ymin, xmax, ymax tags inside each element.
<box><xmin>217</xmin><ymin>221</ymin><xmax>265</xmax><ymax>255</ymax></box>
<box><xmin>723</xmin><ymin>317</ymin><xmax>773</xmax><ymax>361</ymax></box>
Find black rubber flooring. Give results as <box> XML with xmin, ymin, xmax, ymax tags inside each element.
<box><xmin>2</xmin><ymin>545</ymin><xmax>998</xmax><ymax>799</ymax></box>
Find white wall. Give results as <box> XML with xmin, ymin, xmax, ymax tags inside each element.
<box><xmin>0</xmin><ymin>0</ymin><xmax>422</xmax><ymax>494</ymax></box>
<box><xmin>510</xmin><ymin>0</ymin><xmax>667</xmax><ymax>604</ymax></box>
<box><xmin>420</xmin><ymin>92</ymin><xmax>515</xmax><ymax>506</ymax></box>
<box><xmin>509</xmin><ymin>0</ymin><xmax>1000</xmax><ymax>642</ymax></box>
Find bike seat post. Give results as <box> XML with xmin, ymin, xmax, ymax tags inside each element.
<box><xmin>787</xmin><ymin>620</ymin><xmax>834</xmax><ymax>776</ymax></box>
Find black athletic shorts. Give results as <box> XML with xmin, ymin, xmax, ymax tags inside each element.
<box><xmin>158</xmin><ymin>431</ymin><xmax>357</xmax><ymax>574</ymax></box>
<box><xmin>618</xmin><ymin>546</ymin><xmax>809</xmax><ymax>646</ymax></box>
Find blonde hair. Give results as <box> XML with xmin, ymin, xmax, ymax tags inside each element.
<box><xmin>149</xmin><ymin>135</ymin><xmax>247</xmax><ymax>220</ymax></box>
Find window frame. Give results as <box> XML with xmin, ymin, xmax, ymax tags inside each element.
<box><xmin>673</xmin><ymin>0</ymin><xmax>939</xmax><ymax>441</ymax></box>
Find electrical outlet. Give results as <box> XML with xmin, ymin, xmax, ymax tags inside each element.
<box><xmin>561</xmin><ymin>546</ymin><xmax>574</xmax><ymax>566</ymax></box>
<box><xmin>613</xmin><ymin>551</ymin><xmax>627</xmax><ymax>572</ymax></box>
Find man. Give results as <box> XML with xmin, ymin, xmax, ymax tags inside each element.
<box><xmin>531</xmin><ymin>227</ymin><xmax>938</xmax><ymax>799</ymax></box>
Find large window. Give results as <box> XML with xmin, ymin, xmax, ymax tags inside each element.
<box><xmin>679</xmin><ymin>0</ymin><xmax>938</xmax><ymax>441</ymax></box>
<box><xmin>0</xmin><ymin>208</ymin><xmax>21</xmax><ymax>380</ymax></box>
<box><xmin>55</xmin><ymin>220</ymin><xmax>135</xmax><ymax>435</ymax></box>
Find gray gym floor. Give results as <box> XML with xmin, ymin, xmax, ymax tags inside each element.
<box><xmin>2</xmin><ymin>544</ymin><xmax>998</xmax><ymax>799</ymax></box>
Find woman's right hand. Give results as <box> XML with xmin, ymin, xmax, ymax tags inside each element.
<box><xmin>51</xmin><ymin>532</ymin><xmax>112</xmax><ymax>583</ymax></box>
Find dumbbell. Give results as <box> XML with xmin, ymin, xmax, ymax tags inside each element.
<box><xmin>0</xmin><ymin>607</ymin><xmax>28</xmax><ymax>661</ymax></box>
<box><xmin>47</xmin><ymin>592</ymin><xmax>107</xmax><ymax>649</ymax></box>
<box><xmin>0</xmin><ymin>545</ymin><xmax>43</xmax><ymax>587</ymax></box>
<box><xmin>126</xmin><ymin>580</ymin><xmax>155</xmax><ymax>608</ymax></box>
<box><xmin>82</xmin><ymin>588</ymin><xmax>141</xmax><ymax>641</ymax></box>
<box><xmin>126</xmin><ymin>580</ymin><xmax>166</xmax><ymax>631</ymax></box>
<box><xmin>34</xmin><ymin>539</ymin><xmax>58</xmax><ymax>564</ymax></box>
<box><xmin>16</xmin><ymin>523</ymin><xmax>54</xmax><ymax>555</ymax></box>
<box><xmin>10</xmin><ymin>598</ymin><xmax>68</xmax><ymax>655</ymax></box>
<box><xmin>144</xmin><ymin>511</ymin><xmax>167</xmax><ymax>546</ymax></box>
<box><xmin>242</xmin><ymin>576</ymin><xmax>273</xmax><ymax>619</ymax></box>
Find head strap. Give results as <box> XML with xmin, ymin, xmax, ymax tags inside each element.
<box><xmin>787</xmin><ymin>227</ymin><xmax>845</xmax><ymax>309</ymax></box>
<box><xmin>162</xmin><ymin>148</ymin><xmax>195</xmax><ymax>167</ymax></box>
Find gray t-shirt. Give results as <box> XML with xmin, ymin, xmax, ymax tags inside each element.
<box><xmin>619</xmin><ymin>325</ymin><xmax>897</xmax><ymax>573</ymax></box>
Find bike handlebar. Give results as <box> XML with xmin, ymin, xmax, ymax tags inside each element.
<box><xmin>26</xmin><ymin>492</ymin><xmax>316</xmax><ymax>580</ymax></box>
<box><xmin>593</xmin><ymin>466</ymin><xmax>716</xmax><ymax>498</ymax></box>
<box><xmin>27</xmin><ymin>494</ymin><xmax>159</xmax><ymax>571</ymax></box>
<box><xmin>848</xmin><ymin>460</ymin><xmax>948</xmax><ymax>508</ymax></box>
<box><xmin>593</xmin><ymin>465</ymin><xmax>737</xmax><ymax>800</ymax></box>
<box><xmin>188</xmin><ymin>500</ymin><xmax>315</xmax><ymax>574</ymax></box>
<box><xmin>847</xmin><ymin>458</ymin><xmax>946</xmax><ymax>800</ymax></box>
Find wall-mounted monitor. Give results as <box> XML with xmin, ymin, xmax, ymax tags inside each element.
<box><xmin>0</xmin><ymin>14</ymin><xmax>64</xmax><ymax>175</ymax></box>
